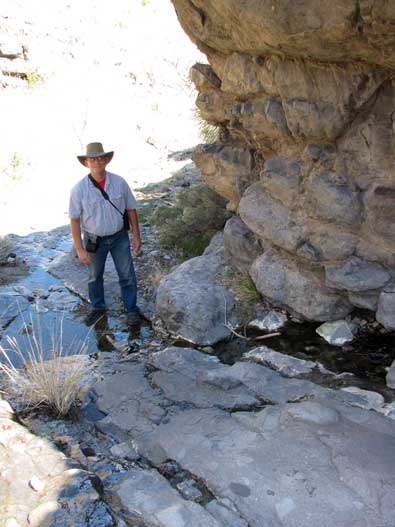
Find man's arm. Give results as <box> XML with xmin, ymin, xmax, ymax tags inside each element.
<box><xmin>127</xmin><ymin>209</ymin><xmax>141</xmax><ymax>253</ymax></box>
<box><xmin>70</xmin><ymin>217</ymin><xmax>91</xmax><ymax>265</ymax></box>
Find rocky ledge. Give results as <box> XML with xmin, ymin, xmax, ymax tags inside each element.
<box><xmin>170</xmin><ymin>0</ymin><xmax>395</xmax><ymax>329</ymax></box>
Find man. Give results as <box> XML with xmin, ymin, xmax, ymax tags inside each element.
<box><xmin>69</xmin><ymin>142</ymin><xmax>141</xmax><ymax>325</ymax></box>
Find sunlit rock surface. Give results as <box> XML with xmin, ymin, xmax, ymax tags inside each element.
<box><xmin>93</xmin><ymin>347</ymin><xmax>395</xmax><ymax>527</ymax></box>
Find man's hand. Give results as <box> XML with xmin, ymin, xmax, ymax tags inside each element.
<box><xmin>70</xmin><ymin>218</ymin><xmax>91</xmax><ymax>265</ymax></box>
<box><xmin>77</xmin><ymin>248</ymin><xmax>92</xmax><ymax>265</ymax></box>
<box><xmin>132</xmin><ymin>235</ymin><xmax>141</xmax><ymax>253</ymax></box>
<box><xmin>128</xmin><ymin>210</ymin><xmax>141</xmax><ymax>254</ymax></box>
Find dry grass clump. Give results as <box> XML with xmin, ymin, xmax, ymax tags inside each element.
<box><xmin>232</xmin><ymin>273</ymin><xmax>262</xmax><ymax>306</ymax></box>
<box><xmin>220</xmin><ymin>268</ymin><xmax>262</xmax><ymax>321</ymax></box>
<box><xmin>0</xmin><ymin>235</ymin><xmax>12</xmax><ymax>263</ymax></box>
<box><xmin>194</xmin><ymin>107</ymin><xmax>220</xmax><ymax>143</ymax></box>
<box><xmin>0</xmin><ymin>317</ymin><xmax>93</xmax><ymax>417</ymax></box>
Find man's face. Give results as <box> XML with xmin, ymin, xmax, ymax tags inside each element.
<box><xmin>84</xmin><ymin>155</ymin><xmax>110</xmax><ymax>171</ymax></box>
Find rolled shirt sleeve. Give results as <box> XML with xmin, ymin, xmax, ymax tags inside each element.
<box><xmin>124</xmin><ymin>180</ymin><xmax>138</xmax><ymax>210</ymax></box>
<box><xmin>69</xmin><ymin>186</ymin><xmax>82</xmax><ymax>219</ymax></box>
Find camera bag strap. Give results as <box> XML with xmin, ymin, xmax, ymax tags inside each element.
<box><xmin>88</xmin><ymin>174</ymin><xmax>124</xmax><ymax>216</ymax></box>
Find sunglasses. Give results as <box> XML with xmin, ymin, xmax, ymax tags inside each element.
<box><xmin>86</xmin><ymin>155</ymin><xmax>107</xmax><ymax>162</ymax></box>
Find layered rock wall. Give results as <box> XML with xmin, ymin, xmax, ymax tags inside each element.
<box><xmin>171</xmin><ymin>0</ymin><xmax>395</xmax><ymax>326</ymax></box>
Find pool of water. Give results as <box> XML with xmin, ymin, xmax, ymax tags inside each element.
<box><xmin>0</xmin><ymin>263</ymin><xmax>152</xmax><ymax>368</ymax></box>
<box><xmin>213</xmin><ymin>321</ymin><xmax>395</xmax><ymax>399</ymax></box>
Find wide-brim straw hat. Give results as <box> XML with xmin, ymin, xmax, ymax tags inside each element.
<box><xmin>77</xmin><ymin>142</ymin><xmax>114</xmax><ymax>165</ymax></box>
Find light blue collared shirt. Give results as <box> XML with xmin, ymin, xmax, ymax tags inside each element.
<box><xmin>69</xmin><ymin>171</ymin><xmax>138</xmax><ymax>237</ymax></box>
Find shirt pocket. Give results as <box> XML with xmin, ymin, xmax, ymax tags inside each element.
<box><xmin>109</xmin><ymin>193</ymin><xmax>125</xmax><ymax>212</ymax></box>
<box><xmin>85</xmin><ymin>195</ymin><xmax>103</xmax><ymax>217</ymax></box>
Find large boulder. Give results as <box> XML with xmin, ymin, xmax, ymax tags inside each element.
<box><xmin>239</xmin><ymin>183</ymin><xmax>304</xmax><ymax>253</ymax></box>
<box><xmin>156</xmin><ymin>233</ymin><xmax>238</xmax><ymax>345</ymax></box>
<box><xmin>193</xmin><ymin>144</ymin><xmax>256</xmax><ymax>210</ymax></box>
<box><xmin>250</xmin><ymin>249</ymin><xmax>352</xmax><ymax>321</ymax></box>
<box><xmin>376</xmin><ymin>285</ymin><xmax>395</xmax><ymax>330</ymax></box>
<box><xmin>223</xmin><ymin>216</ymin><xmax>263</xmax><ymax>273</ymax></box>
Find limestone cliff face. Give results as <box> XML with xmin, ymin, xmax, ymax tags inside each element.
<box><xmin>171</xmin><ymin>0</ymin><xmax>395</xmax><ymax>327</ymax></box>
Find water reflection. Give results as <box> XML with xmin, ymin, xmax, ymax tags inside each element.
<box><xmin>0</xmin><ymin>311</ymin><xmax>96</xmax><ymax>369</ymax></box>
<box><xmin>80</xmin><ymin>307</ymin><xmax>152</xmax><ymax>355</ymax></box>
<box><xmin>0</xmin><ymin>303</ymin><xmax>152</xmax><ymax>370</ymax></box>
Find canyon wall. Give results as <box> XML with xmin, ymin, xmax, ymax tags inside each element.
<box><xmin>171</xmin><ymin>0</ymin><xmax>395</xmax><ymax>327</ymax></box>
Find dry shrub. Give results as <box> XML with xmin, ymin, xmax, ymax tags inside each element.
<box><xmin>0</xmin><ymin>316</ymin><xmax>93</xmax><ymax>417</ymax></box>
<box><xmin>151</xmin><ymin>183</ymin><xmax>230</xmax><ymax>258</ymax></box>
<box><xmin>0</xmin><ymin>235</ymin><xmax>12</xmax><ymax>263</ymax></box>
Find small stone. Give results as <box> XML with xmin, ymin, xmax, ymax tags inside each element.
<box><xmin>160</xmin><ymin>461</ymin><xmax>181</xmax><ymax>476</ymax></box>
<box><xmin>29</xmin><ymin>475</ymin><xmax>46</xmax><ymax>492</ymax></box>
<box><xmin>243</xmin><ymin>346</ymin><xmax>325</xmax><ymax>378</ymax></box>
<box><xmin>202</xmin><ymin>346</ymin><xmax>215</xmax><ymax>354</ymax></box>
<box><xmin>5</xmin><ymin>519</ymin><xmax>19</xmax><ymax>527</ymax></box>
<box><xmin>19</xmin><ymin>322</ymin><xmax>33</xmax><ymax>335</ymax></box>
<box><xmin>377</xmin><ymin>402</ymin><xmax>395</xmax><ymax>420</ymax></box>
<box><xmin>94</xmin><ymin>463</ymin><xmax>114</xmax><ymax>481</ymax></box>
<box><xmin>110</xmin><ymin>441</ymin><xmax>139</xmax><ymax>460</ymax></box>
<box><xmin>28</xmin><ymin>501</ymin><xmax>59</xmax><ymax>526</ymax></box>
<box><xmin>341</xmin><ymin>386</ymin><xmax>385</xmax><ymax>410</ymax></box>
<box><xmin>248</xmin><ymin>311</ymin><xmax>287</xmax><ymax>332</ymax></box>
<box><xmin>6</xmin><ymin>255</ymin><xmax>16</xmax><ymax>266</ymax></box>
<box><xmin>81</xmin><ymin>445</ymin><xmax>96</xmax><ymax>457</ymax></box>
<box><xmin>176</xmin><ymin>479</ymin><xmax>203</xmax><ymax>501</ymax></box>
<box><xmin>316</xmin><ymin>320</ymin><xmax>355</xmax><ymax>346</ymax></box>
<box><xmin>386</xmin><ymin>359</ymin><xmax>395</xmax><ymax>389</ymax></box>
<box><xmin>325</xmin><ymin>257</ymin><xmax>390</xmax><ymax>292</ymax></box>
<box><xmin>285</xmin><ymin>401</ymin><xmax>340</xmax><ymax>425</ymax></box>
<box><xmin>376</xmin><ymin>290</ymin><xmax>395</xmax><ymax>330</ymax></box>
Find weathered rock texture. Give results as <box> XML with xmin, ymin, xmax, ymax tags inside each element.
<box><xmin>171</xmin><ymin>0</ymin><xmax>395</xmax><ymax>327</ymax></box>
<box><xmin>156</xmin><ymin>232</ymin><xmax>239</xmax><ymax>345</ymax></box>
<box><xmin>93</xmin><ymin>347</ymin><xmax>395</xmax><ymax>527</ymax></box>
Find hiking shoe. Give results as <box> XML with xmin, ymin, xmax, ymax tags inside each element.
<box><xmin>85</xmin><ymin>309</ymin><xmax>106</xmax><ymax>327</ymax></box>
<box><xmin>126</xmin><ymin>311</ymin><xmax>140</xmax><ymax>326</ymax></box>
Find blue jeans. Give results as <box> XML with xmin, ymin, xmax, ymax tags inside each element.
<box><xmin>87</xmin><ymin>230</ymin><xmax>138</xmax><ymax>313</ymax></box>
